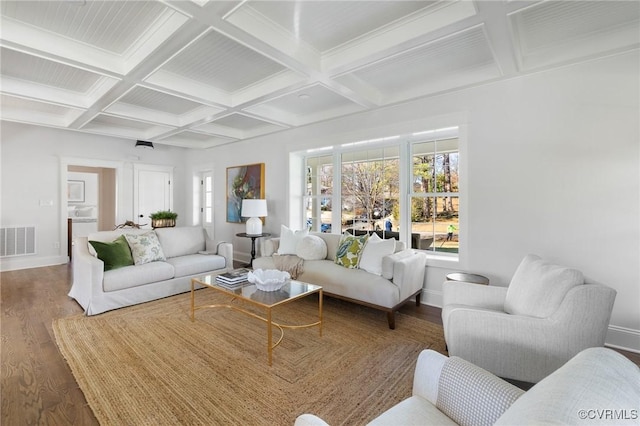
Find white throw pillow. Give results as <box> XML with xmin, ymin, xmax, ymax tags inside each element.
<box><xmin>359</xmin><ymin>233</ymin><xmax>396</xmax><ymax>276</ymax></box>
<box><xmin>296</xmin><ymin>235</ymin><xmax>327</xmax><ymax>260</ymax></box>
<box><xmin>124</xmin><ymin>231</ymin><xmax>166</xmax><ymax>265</ymax></box>
<box><xmin>277</xmin><ymin>225</ymin><xmax>309</xmax><ymax>255</ymax></box>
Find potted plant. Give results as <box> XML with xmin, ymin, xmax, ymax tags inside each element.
<box><xmin>149</xmin><ymin>210</ymin><xmax>178</xmax><ymax>228</ymax></box>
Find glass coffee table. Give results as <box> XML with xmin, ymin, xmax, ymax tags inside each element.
<box><xmin>190</xmin><ymin>275</ymin><xmax>323</xmax><ymax>366</ymax></box>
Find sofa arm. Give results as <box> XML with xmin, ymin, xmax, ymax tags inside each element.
<box><xmin>207</xmin><ymin>241</ymin><xmax>233</xmax><ymax>269</ymax></box>
<box><xmin>294</xmin><ymin>414</ymin><xmax>330</xmax><ymax>426</ymax></box>
<box><xmin>412</xmin><ymin>349</ymin><xmax>449</xmax><ymax>404</ymax></box>
<box><xmin>391</xmin><ymin>251</ymin><xmax>427</xmax><ymax>301</ymax></box>
<box><xmin>434</xmin><ymin>354</ymin><xmax>524</xmax><ymax>425</ymax></box>
<box><xmin>260</xmin><ymin>237</ymin><xmax>280</xmax><ymax>257</ymax></box>
<box><xmin>69</xmin><ymin>237</ymin><xmax>105</xmax><ymax>313</ymax></box>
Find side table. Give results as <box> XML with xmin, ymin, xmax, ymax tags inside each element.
<box><xmin>236</xmin><ymin>232</ymin><xmax>271</xmax><ymax>267</ymax></box>
<box><xmin>446</xmin><ymin>272</ymin><xmax>489</xmax><ymax>285</ymax></box>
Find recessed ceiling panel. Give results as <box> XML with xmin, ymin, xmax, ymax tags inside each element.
<box><xmin>158</xmin><ymin>131</ymin><xmax>236</xmax><ymax>148</ymax></box>
<box><xmin>0</xmin><ymin>1</ymin><xmax>168</xmax><ymax>55</ymax></box>
<box><xmin>118</xmin><ymin>86</ymin><xmax>204</xmax><ymax>115</ymax></box>
<box><xmin>247</xmin><ymin>1</ymin><xmax>437</xmax><ymax>52</ymax></box>
<box><xmin>251</xmin><ymin>84</ymin><xmax>365</xmax><ymax>117</ymax></box>
<box><xmin>81</xmin><ymin>114</ymin><xmax>174</xmax><ymax>138</ymax></box>
<box><xmin>1</xmin><ymin>94</ymin><xmax>75</xmax><ymax>116</ymax></box>
<box><xmin>161</xmin><ymin>31</ymin><xmax>286</xmax><ymax>92</ymax></box>
<box><xmin>340</xmin><ymin>27</ymin><xmax>498</xmax><ymax>97</ymax></box>
<box><xmin>511</xmin><ymin>1</ymin><xmax>640</xmax><ymax>55</ymax></box>
<box><xmin>0</xmin><ymin>48</ymin><xmax>102</xmax><ymax>93</ymax></box>
<box><xmin>210</xmin><ymin>114</ymin><xmax>281</xmax><ymax>131</ymax></box>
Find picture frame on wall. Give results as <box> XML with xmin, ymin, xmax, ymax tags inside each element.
<box><xmin>67</xmin><ymin>180</ymin><xmax>85</xmax><ymax>203</ymax></box>
<box><xmin>226</xmin><ymin>163</ymin><xmax>265</xmax><ymax>223</ymax></box>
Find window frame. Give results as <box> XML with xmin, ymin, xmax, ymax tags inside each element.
<box><xmin>301</xmin><ymin>126</ymin><xmax>462</xmax><ymax>261</ymax></box>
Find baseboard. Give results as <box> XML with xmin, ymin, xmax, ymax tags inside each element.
<box><xmin>421</xmin><ymin>289</ymin><xmax>443</xmax><ymax>308</ymax></box>
<box><xmin>0</xmin><ymin>255</ymin><xmax>68</xmax><ymax>272</ymax></box>
<box><xmin>605</xmin><ymin>325</ymin><xmax>640</xmax><ymax>354</ymax></box>
<box><xmin>420</xmin><ymin>289</ymin><xmax>640</xmax><ymax>354</ymax></box>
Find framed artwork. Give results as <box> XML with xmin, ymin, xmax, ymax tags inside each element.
<box><xmin>226</xmin><ymin>163</ymin><xmax>265</xmax><ymax>223</ymax></box>
<box><xmin>67</xmin><ymin>180</ymin><xmax>85</xmax><ymax>203</ymax></box>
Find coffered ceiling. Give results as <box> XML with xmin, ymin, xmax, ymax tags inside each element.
<box><xmin>1</xmin><ymin>1</ymin><xmax>638</xmax><ymax>149</ymax></box>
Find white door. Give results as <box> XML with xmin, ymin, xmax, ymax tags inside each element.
<box><xmin>134</xmin><ymin>164</ymin><xmax>174</xmax><ymax>228</ymax></box>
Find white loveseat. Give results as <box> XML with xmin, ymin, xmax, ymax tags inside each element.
<box><xmin>253</xmin><ymin>231</ymin><xmax>427</xmax><ymax>329</ymax></box>
<box><xmin>296</xmin><ymin>347</ymin><xmax>640</xmax><ymax>425</ymax></box>
<box><xmin>70</xmin><ymin>226</ymin><xmax>233</xmax><ymax>315</ymax></box>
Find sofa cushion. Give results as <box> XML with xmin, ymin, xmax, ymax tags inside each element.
<box><xmin>301</xmin><ymin>260</ymin><xmax>400</xmax><ymax>308</ymax></box>
<box><xmin>359</xmin><ymin>233</ymin><xmax>396</xmax><ymax>276</ymax></box>
<box><xmin>277</xmin><ymin>225</ymin><xmax>309</xmax><ymax>255</ymax></box>
<box><xmin>155</xmin><ymin>226</ymin><xmax>206</xmax><ymax>258</ymax></box>
<box><xmin>296</xmin><ymin>235</ymin><xmax>327</xmax><ymax>260</ymax></box>
<box><xmin>125</xmin><ymin>231</ymin><xmax>167</xmax><ymax>265</ymax></box>
<box><xmin>89</xmin><ymin>235</ymin><xmax>134</xmax><ymax>271</ymax></box>
<box><xmin>504</xmin><ymin>254</ymin><xmax>583</xmax><ymax>318</ymax></box>
<box><xmin>103</xmin><ymin>261</ymin><xmax>175</xmax><ymax>292</ymax></box>
<box><xmin>335</xmin><ymin>233</ymin><xmax>368</xmax><ymax>269</ymax></box>
<box><xmin>87</xmin><ymin>228</ymin><xmax>148</xmax><ymax>257</ymax></box>
<box><xmin>166</xmin><ymin>254</ymin><xmax>226</xmax><ymax>277</ymax></box>
<box><xmin>495</xmin><ymin>347</ymin><xmax>640</xmax><ymax>425</ymax></box>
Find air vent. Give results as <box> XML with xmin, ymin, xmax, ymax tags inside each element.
<box><xmin>1</xmin><ymin>226</ymin><xmax>36</xmax><ymax>257</ymax></box>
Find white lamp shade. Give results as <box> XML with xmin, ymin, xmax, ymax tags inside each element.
<box><xmin>241</xmin><ymin>199</ymin><xmax>267</xmax><ymax>235</ymax></box>
<box><xmin>241</xmin><ymin>199</ymin><xmax>268</xmax><ymax>218</ymax></box>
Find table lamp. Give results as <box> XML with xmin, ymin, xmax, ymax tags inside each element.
<box><xmin>241</xmin><ymin>199</ymin><xmax>267</xmax><ymax>235</ymax></box>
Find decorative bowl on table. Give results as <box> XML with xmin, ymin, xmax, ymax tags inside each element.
<box><xmin>247</xmin><ymin>269</ymin><xmax>290</xmax><ymax>292</ymax></box>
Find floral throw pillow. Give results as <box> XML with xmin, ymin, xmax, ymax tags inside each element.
<box><xmin>125</xmin><ymin>231</ymin><xmax>166</xmax><ymax>265</ymax></box>
<box><xmin>334</xmin><ymin>233</ymin><xmax>369</xmax><ymax>269</ymax></box>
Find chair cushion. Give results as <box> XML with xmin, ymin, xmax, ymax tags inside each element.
<box><xmin>88</xmin><ymin>235</ymin><xmax>134</xmax><ymax>271</ymax></box>
<box><xmin>504</xmin><ymin>254</ymin><xmax>583</xmax><ymax>318</ymax></box>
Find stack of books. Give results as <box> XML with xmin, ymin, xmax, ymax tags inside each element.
<box><xmin>215</xmin><ymin>268</ymin><xmax>251</xmax><ymax>289</ymax></box>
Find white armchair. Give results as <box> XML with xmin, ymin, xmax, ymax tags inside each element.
<box><xmin>442</xmin><ymin>254</ymin><xmax>616</xmax><ymax>383</ymax></box>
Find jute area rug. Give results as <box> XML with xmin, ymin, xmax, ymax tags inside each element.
<box><xmin>53</xmin><ymin>290</ymin><xmax>446</xmax><ymax>425</ymax></box>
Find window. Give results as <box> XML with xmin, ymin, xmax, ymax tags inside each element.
<box><xmin>411</xmin><ymin>138</ymin><xmax>459</xmax><ymax>253</ymax></box>
<box><xmin>303</xmin><ymin>127</ymin><xmax>460</xmax><ymax>257</ymax></box>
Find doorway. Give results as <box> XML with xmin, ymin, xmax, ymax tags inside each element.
<box><xmin>60</xmin><ymin>157</ymin><xmax>121</xmax><ymax>261</ymax></box>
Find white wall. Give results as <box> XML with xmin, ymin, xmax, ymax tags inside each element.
<box><xmin>185</xmin><ymin>51</ymin><xmax>639</xmax><ymax>351</ymax></box>
<box><xmin>1</xmin><ymin>51</ymin><xmax>637</xmax><ymax>351</ymax></box>
<box><xmin>0</xmin><ymin>124</ymin><xmax>188</xmax><ymax>270</ymax></box>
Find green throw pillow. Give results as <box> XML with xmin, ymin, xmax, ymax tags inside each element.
<box><xmin>89</xmin><ymin>235</ymin><xmax>134</xmax><ymax>271</ymax></box>
<box><xmin>335</xmin><ymin>233</ymin><xmax>368</xmax><ymax>269</ymax></box>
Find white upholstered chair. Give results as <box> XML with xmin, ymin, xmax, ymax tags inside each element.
<box><xmin>441</xmin><ymin>254</ymin><xmax>616</xmax><ymax>383</ymax></box>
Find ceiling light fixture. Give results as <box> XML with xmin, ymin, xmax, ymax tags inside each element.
<box><xmin>135</xmin><ymin>140</ymin><xmax>154</xmax><ymax>150</ymax></box>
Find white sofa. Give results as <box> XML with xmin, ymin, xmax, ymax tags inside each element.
<box><xmin>70</xmin><ymin>226</ymin><xmax>233</xmax><ymax>315</ymax></box>
<box><xmin>296</xmin><ymin>347</ymin><xmax>640</xmax><ymax>425</ymax></box>
<box><xmin>253</xmin><ymin>231</ymin><xmax>427</xmax><ymax>329</ymax></box>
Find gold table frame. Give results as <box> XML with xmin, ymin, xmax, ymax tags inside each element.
<box><xmin>190</xmin><ymin>275</ymin><xmax>323</xmax><ymax>366</ymax></box>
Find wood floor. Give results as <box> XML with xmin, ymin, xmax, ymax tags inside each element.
<box><xmin>2</xmin><ymin>264</ymin><xmax>639</xmax><ymax>425</ymax></box>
